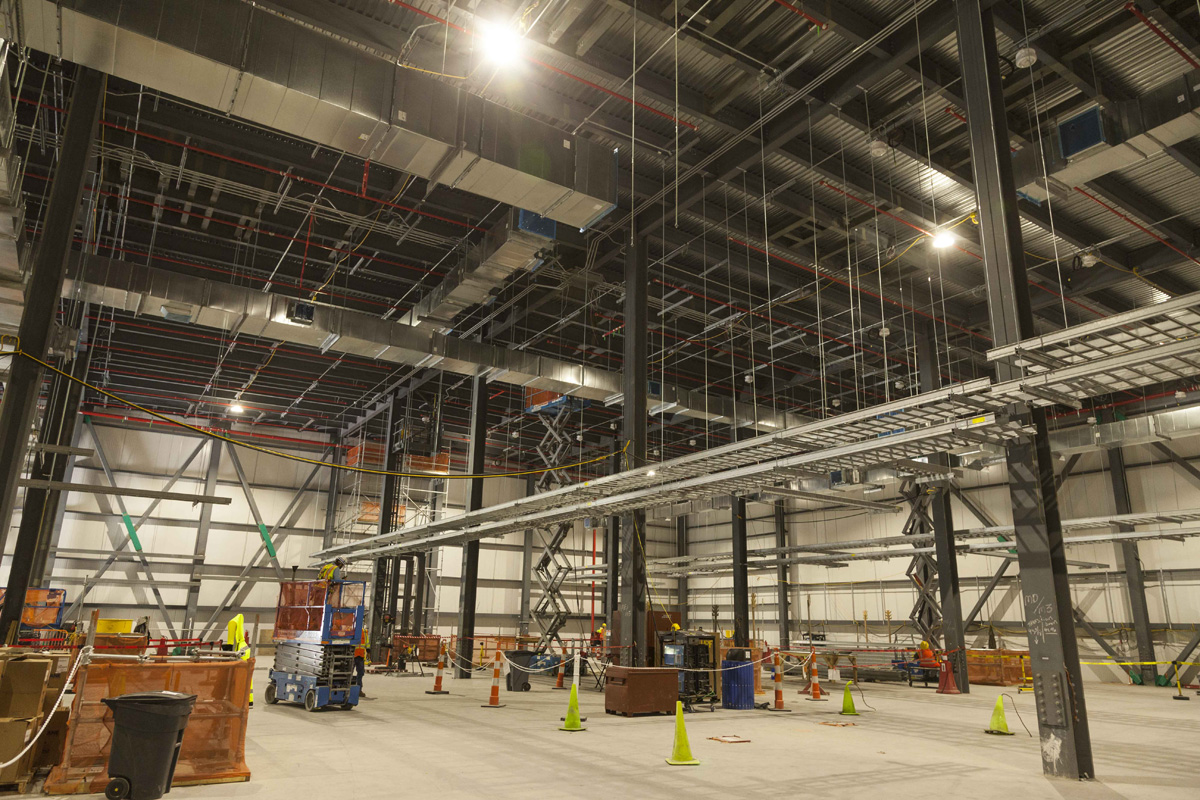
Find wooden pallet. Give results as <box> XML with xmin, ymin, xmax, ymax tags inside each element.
<box><xmin>0</xmin><ymin>774</ymin><xmax>35</xmax><ymax>794</ymax></box>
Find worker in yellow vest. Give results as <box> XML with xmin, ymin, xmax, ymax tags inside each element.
<box><xmin>227</xmin><ymin>613</ymin><xmax>254</xmax><ymax>707</ymax></box>
<box><xmin>354</xmin><ymin>626</ymin><xmax>369</xmax><ymax>698</ymax></box>
<box><xmin>318</xmin><ymin>557</ymin><xmax>347</xmax><ymax>581</ymax></box>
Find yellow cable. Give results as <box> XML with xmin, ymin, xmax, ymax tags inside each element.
<box><xmin>2</xmin><ymin>339</ymin><xmax>624</xmax><ymax>480</ymax></box>
<box><xmin>311</xmin><ymin>177</ymin><xmax>412</xmax><ymax>301</ymax></box>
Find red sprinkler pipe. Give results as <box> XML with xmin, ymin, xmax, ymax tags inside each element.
<box><xmin>1124</xmin><ymin>3</ymin><xmax>1200</xmax><ymax>70</ymax></box>
<box><xmin>770</xmin><ymin>0</ymin><xmax>829</xmax><ymax>29</ymax></box>
<box><xmin>1074</xmin><ymin>186</ymin><xmax>1200</xmax><ymax>268</ymax></box>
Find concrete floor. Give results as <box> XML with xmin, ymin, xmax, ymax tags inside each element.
<box><xmin>185</xmin><ymin>667</ymin><xmax>1198</xmax><ymax>799</ymax></box>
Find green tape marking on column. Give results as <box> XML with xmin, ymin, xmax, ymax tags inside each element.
<box><xmin>122</xmin><ymin>513</ymin><xmax>142</xmax><ymax>552</ymax></box>
<box><xmin>258</xmin><ymin>523</ymin><xmax>277</xmax><ymax>559</ymax></box>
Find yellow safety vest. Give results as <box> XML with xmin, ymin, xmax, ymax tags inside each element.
<box><xmin>355</xmin><ymin>629</ymin><xmax>369</xmax><ymax>660</ymax></box>
<box><xmin>318</xmin><ymin>563</ymin><xmax>338</xmax><ymax>580</ymax></box>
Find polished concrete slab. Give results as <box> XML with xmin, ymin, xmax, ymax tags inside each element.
<box><xmin>185</xmin><ymin>667</ymin><xmax>1199</xmax><ymax>799</ymax></box>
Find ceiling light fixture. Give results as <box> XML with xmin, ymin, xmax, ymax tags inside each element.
<box><xmin>1014</xmin><ymin>46</ymin><xmax>1037</xmax><ymax>69</ymax></box>
<box><xmin>930</xmin><ymin>230</ymin><xmax>956</xmax><ymax>249</ymax></box>
<box><xmin>230</xmin><ymin>403</ymin><xmax>245</xmax><ymax>414</ymax></box>
<box><xmin>869</xmin><ymin>139</ymin><xmax>889</xmax><ymax>158</ymax></box>
<box><xmin>647</xmin><ymin>469</ymin><xmax>657</xmax><ymax>477</ymax></box>
<box><xmin>478</xmin><ymin>21</ymin><xmax>523</xmax><ymax>66</ymax></box>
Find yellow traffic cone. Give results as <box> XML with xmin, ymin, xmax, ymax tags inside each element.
<box><xmin>666</xmin><ymin>700</ymin><xmax>700</xmax><ymax>766</ymax></box>
<box><xmin>839</xmin><ymin>682</ymin><xmax>859</xmax><ymax>716</ymax></box>
<box><xmin>984</xmin><ymin>695</ymin><xmax>1014</xmax><ymax>736</ymax></box>
<box><xmin>559</xmin><ymin>684</ymin><xmax>586</xmax><ymax>732</ymax></box>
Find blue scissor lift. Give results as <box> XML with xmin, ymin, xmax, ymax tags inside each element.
<box><xmin>266</xmin><ymin>579</ymin><xmax>366</xmax><ymax>712</ymax></box>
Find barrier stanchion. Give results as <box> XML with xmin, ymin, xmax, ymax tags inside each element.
<box><xmin>767</xmin><ymin>651</ymin><xmax>791</xmax><ymax>713</ymax></box>
<box><xmin>806</xmin><ymin>653</ymin><xmax>827</xmax><ymax>702</ymax></box>
<box><xmin>481</xmin><ymin>647</ymin><xmax>505</xmax><ymax>709</ymax></box>
<box><xmin>426</xmin><ymin>642</ymin><xmax>449</xmax><ymax>695</ymax></box>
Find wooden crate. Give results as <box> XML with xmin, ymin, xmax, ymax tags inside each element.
<box><xmin>966</xmin><ymin>649</ymin><xmax>1029</xmax><ymax>686</ymax></box>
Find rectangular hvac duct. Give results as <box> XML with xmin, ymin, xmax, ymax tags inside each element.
<box><xmin>10</xmin><ymin>0</ymin><xmax>617</xmax><ymax>229</ymax></box>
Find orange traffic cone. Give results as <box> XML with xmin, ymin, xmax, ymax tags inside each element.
<box><xmin>798</xmin><ymin>648</ymin><xmax>814</xmax><ymax>696</ymax></box>
<box><xmin>806</xmin><ymin>656</ymin><xmax>828</xmax><ymax>702</ymax></box>
<box><xmin>425</xmin><ymin>641</ymin><xmax>449</xmax><ymax>695</ymax></box>
<box><xmin>936</xmin><ymin>655</ymin><xmax>961</xmax><ymax>695</ymax></box>
<box><xmin>481</xmin><ymin>646</ymin><xmax>506</xmax><ymax>708</ymax></box>
<box><xmin>553</xmin><ymin>649</ymin><xmax>567</xmax><ymax>690</ymax></box>
<box><xmin>767</xmin><ymin>652</ymin><xmax>791</xmax><ymax>712</ymax></box>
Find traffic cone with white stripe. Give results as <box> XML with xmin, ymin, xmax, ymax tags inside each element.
<box><xmin>553</xmin><ymin>649</ymin><xmax>567</xmax><ymax>690</ymax></box>
<box><xmin>425</xmin><ymin>641</ymin><xmax>450</xmax><ymax>695</ymax></box>
<box><xmin>936</xmin><ymin>655</ymin><xmax>961</xmax><ymax>695</ymax></box>
<box><xmin>806</xmin><ymin>655</ymin><xmax>827</xmax><ymax>701</ymax></box>
<box><xmin>767</xmin><ymin>651</ymin><xmax>791</xmax><ymax>712</ymax></box>
<box><xmin>481</xmin><ymin>646</ymin><xmax>505</xmax><ymax>708</ymax></box>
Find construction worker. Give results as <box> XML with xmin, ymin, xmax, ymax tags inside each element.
<box><xmin>318</xmin><ymin>556</ymin><xmax>347</xmax><ymax>582</ymax></box>
<box><xmin>228</xmin><ymin>614</ymin><xmax>254</xmax><ymax>707</ymax></box>
<box><xmin>591</xmin><ymin>623</ymin><xmax>606</xmax><ymax>654</ymax></box>
<box><xmin>916</xmin><ymin>640</ymin><xmax>937</xmax><ymax>666</ymax></box>
<box><xmin>354</xmin><ymin>626</ymin><xmax>369</xmax><ymax>697</ymax></box>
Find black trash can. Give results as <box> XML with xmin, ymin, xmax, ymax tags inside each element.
<box><xmin>102</xmin><ymin>691</ymin><xmax>197</xmax><ymax>800</ymax></box>
<box><xmin>504</xmin><ymin>650</ymin><xmax>535</xmax><ymax>692</ymax></box>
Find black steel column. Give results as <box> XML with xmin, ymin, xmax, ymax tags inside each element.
<box><xmin>411</xmin><ymin>551</ymin><xmax>427</xmax><ymax>635</ymax></box>
<box><xmin>0</xmin><ymin>68</ymin><xmax>103</xmax><ymax>642</ymax></box>
<box><xmin>321</xmin><ymin>435</ymin><xmax>341</xmax><ymax>550</ymax></box>
<box><xmin>619</xmin><ymin>233</ymin><xmax>648</xmax><ymax>666</ymax></box>
<box><xmin>1107</xmin><ymin>440</ymin><xmax>1157</xmax><ymax>684</ymax></box>
<box><xmin>28</xmin><ymin>303</ymin><xmax>90</xmax><ymax>584</ymax></box>
<box><xmin>958</xmin><ymin>0</ymin><xmax>1092</xmax><ymax>778</ymax></box>
<box><xmin>369</xmin><ymin>394</ymin><xmax>404</xmax><ymax>663</ymax></box>
<box><xmin>455</xmin><ymin>374</ymin><xmax>488</xmax><ymax>677</ymax></box>
<box><xmin>675</xmin><ymin>516</ymin><xmax>688</xmax><ymax>630</ymax></box>
<box><xmin>400</xmin><ymin>557</ymin><xmax>414</xmax><ymax>635</ymax></box>
<box><xmin>919</xmin><ymin>324</ymin><xmax>968</xmax><ymax>692</ymax></box>
<box><xmin>519</xmin><ymin>476</ymin><xmax>534</xmax><ymax>637</ymax></box>
<box><xmin>604</xmin><ymin>438</ymin><xmax>621</xmax><ymax>624</ymax></box>
<box><xmin>774</xmin><ymin>500</ymin><xmax>790</xmax><ymax>650</ymax></box>
<box><xmin>731</xmin><ymin>497</ymin><xmax>750</xmax><ymax>648</ymax></box>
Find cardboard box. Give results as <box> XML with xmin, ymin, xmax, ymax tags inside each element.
<box><xmin>33</xmin><ymin>709</ymin><xmax>68</xmax><ymax>770</ymax></box>
<box><xmin>0</xmin><ymin>717</ymin><xmax>36</xmax><ymax>784</ymax></box>
<box><xmin>0</xmin><ymin>658</ymin><xmax>50</xmax><ymax>718</ymax></box>
<box><xmin>42</xmin><ymin>674</ymin><xmax>66</xmax><ymax>716</ymax></box>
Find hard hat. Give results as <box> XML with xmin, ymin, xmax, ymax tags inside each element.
<box><xmin>598</xmin><ymin>623</ymin><xmax>606</xmax><ymax>630</ymax></box>
<box><xmin>919</xmin><ymin>640</ymin><xmax>929</xmax><ymax>650</ymax></box>
<box><xmin>334</xmin><ymin>556</ymin><xmax>347</xmax><ymax>567</ymax></box>
<box><xmin>671</xmin><ymin>623</ymin><xmax>681</xmax><ymax>631</ymax></box>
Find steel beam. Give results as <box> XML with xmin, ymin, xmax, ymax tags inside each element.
<box><xmin>675</xmin><ymin>516</ymin><xmax>689</xmax><ymax>631</ymax></box>
<box><xmin>605</xmin><ymin>438</ymin><xmax>621</xmax><ymax>625</ymax></box>
<box><xmin>225</xmin><ymin>444</ymin><xmax>285</xmax><ymax>580</ymax></box>
<box><xmin>370</xmin><ymin>393</ymin><xmax>404</xmax><ymax>663</ymax></box>
<box><xmin>412</xmin><ymin>550</ymin><xmax>427</xmax><ymax>635</ymax></box>
<box><xmin>964</xmin><ymin>560</ymin><xmax>1011</xmax><ymax>628</ymax></box>
<box><xmin>321</xmin><ymin>435</ymin><xmax>341</xmax><ymax>550</ymax></box>
<box><xmin>0</xmin><ymin>67</ymin><xmax>103</xmax><ymax>641</ymax></box>
<box><xmin>16</xmin><ymin>479</ymin><xmax>229</xmax><ymax>505</ymax></box>
<box><xmin>619</xmin><ymin>232</ymin><xmax>649</xmax><ymax>666</ymax></box>
<box><xmin>1106</xmin><ymin>440</ymin><xmax>1157</xmax><ymax>684</ymax></box>
<box><xmin>184</xmin><ymin>441</ymin><xmax>222</xmax><ymax>638</ymax></box>
<box><xmin>959</xmin><ymin>0</ymin><xmax>1092</xmax><ymax>778</ymax></box>
<box><xmin>455</xmin><ymin>374</ymin><xmax>488</xmax><ymax>677</ymax></box>
<box><xmin>773</xmin><ymin>500</ymin><xmax>789</xmax><ymax>649</ymax></box>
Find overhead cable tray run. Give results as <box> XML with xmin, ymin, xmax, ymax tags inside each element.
<box><xmin>312</xmin><ymin>290</ymin><xmax>1200</xmax><ymax>564</ymax></box>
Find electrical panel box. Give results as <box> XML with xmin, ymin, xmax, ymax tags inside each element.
<box><xmin>1058</xmin><ymin>107</ymin><xmax>1106</xmax><ymax>159</ymax></box>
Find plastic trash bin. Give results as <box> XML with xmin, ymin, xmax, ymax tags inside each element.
<box><xmin>505</xmin><ymin>650</ymin><xmax>536</xmax><ymax>691</ymax></box>
<box><xmin>721</xmin><ymin>659</ymin><xmax>755</xmax><ymax>710</ymax></box>
<box><xmin>101</xmin><ymin>691</ymin><xmax>197</xmax><ymax>800</ymax></box>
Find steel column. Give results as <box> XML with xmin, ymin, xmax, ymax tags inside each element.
<box><xmin>371</xmin><ymin>393</ymin><xmax>404</xmax><ymax>663</ymax></box>
<box><xmin>184</xmin><ymin>441</ymin><xmax>222</xmax><ymax>638</ymax></box>
<box><xmin>400</xmin><ymin>557</ymin><xmax>414</xmax><ymax>636</ymax></box>
<box><xmin>321</xmin><ymin>435</ymin><xmax>341</xmax><ymax>550</ymax></box>
<box><xmin>619</xmin><ymin>232</ymin><xmax>649</xmax><ymax>666</ymax></box>
<box><xmin>959</xmin><ymin>0</ymin><xmax>1093</xmax><ymax>777</ymax></box>
<box><xmin>455</xmin><ymin>374</ymin><xmax>488</xmax><ymax>677</ymax></box>
<box><xmin>731</xmin><ymin>496</ymin><xmax>750</xmax><ymax>648</ymax></box>
<box><xmin>412</xmin><ymin>550</ymin><xmax>427</xmax><ymax>635</ymax></box>
<box><xmin>0</xmin><ymin>67</ymin><xmax>103</xmax><ymax>641</ymax></box>
<box><xmin>773</xmin><ymin>500</ymin><xmax>789</xmax><ymax>650</ymax></box>
<box><xmin>1106</xmin><ymin>441</ymin><xmax>1157</xmax><ymax>684</ymax></box>
<box><xmin>604</xmin><ymin>439</ymin><xmax>621</xmax><ymax>624</ymax></box>
<box><xmin>676</xmin><ymin>516</ymin><xmax>689</xmax><ymax>631</ymax></box>
<box><xmin>519</xmin><ymin>474</ymin><xmax>535</xmax><ymax>637</ymax></box>
<box><xmin>920</xmin><ymin>324</ymin><xmax>967</xmax><ymax>692</ymax></box>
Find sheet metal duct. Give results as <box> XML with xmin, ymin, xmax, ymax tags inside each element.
<box><xmin>61</xmin><ymin>255</ymin><xmax>806</xmax><ymax>432</ymax></box>
<box><xmin>10</xmin><ymin>0</ymin><xmax>617</xmax><ymax>229</ymax></box>
<box><xmin>400</xmin><ymin>210</ymin><xmax>552</xmax><ymax>331</ymax></box>
<box><xmin>1014</xmin><ymin>72</ymin><xmax>1200</xmax><ymax>202</ymax></box>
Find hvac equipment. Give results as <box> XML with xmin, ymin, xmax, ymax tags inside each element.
<box><xmin>657</xmin><ymin>629</ymin><xmax>718</xmax><ymax>711</ymax></box>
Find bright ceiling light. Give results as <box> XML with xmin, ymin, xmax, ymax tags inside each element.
<box><xmin>478</xmin><ymin>21</ymin><xmax>523</xmax><ymax>66</ymax></box>
<box><xmin>930</xmin><ymin>230</ymin><xmax>956</xmax><ymax>249</ymax></box>
<box><xmin>1015</xmin><ymin>46</ymin><xmax>1038</xmax><ymax>69</ymax></box>
<box><xmin>647</xmin><ymin>469</ymin><xmax>657</xmax><ymax>477</ymax></box>
<box><xmin>230</xmin><ymin>403</ymin><xmax>245</xmax><ymax>415</ymax></box>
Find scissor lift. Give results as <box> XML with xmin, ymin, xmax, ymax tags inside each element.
<box><xmin>266</xmin><ymin>580</ymin><xmax>366</xmax><ymax>712</ymax></box>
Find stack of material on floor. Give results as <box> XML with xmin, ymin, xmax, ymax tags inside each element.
<box><xmin>0</xmin><ymin>650</ymin><xmax>57</xmax><ymax>790</ymax></box>
<box><xmin>392</xmin><ymin>635</ymin><xmax>441</xmax><ymax>663</ymax></box>
<box><xmin>966</xmin><ymin>649</ymin><xmax>1029</xmax><ymax>686</ymax></box>
<box><xmin>44</xmin><ymin>658</ymin><xmax>251</xmax><ymax>794</ymax></box>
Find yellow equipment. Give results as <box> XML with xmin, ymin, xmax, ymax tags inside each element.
<box><xmin>227</xmin><ymin>614</ymin><xmax>253</xmax><ymax>706</ymax></box>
